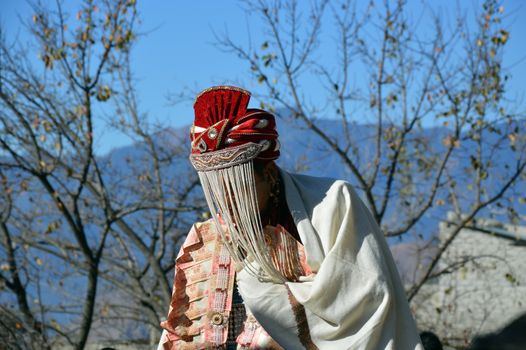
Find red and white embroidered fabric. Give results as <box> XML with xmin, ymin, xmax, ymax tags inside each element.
<box><xmin>158</xmin><ymin>220</ymin><xmax>312</xmax><ymax>350</ymax></box>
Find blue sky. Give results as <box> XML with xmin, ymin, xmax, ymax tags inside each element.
<box><xmin>2</xmin><ymin>0</ymin><xmax>525</xmax><ymax>155</ymax></box>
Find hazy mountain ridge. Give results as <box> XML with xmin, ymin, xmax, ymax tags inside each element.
<box><xmin>126</xmin><ymin>119</ymin><xmax>522</xmax><ymax>283</ymax></box>
<box><xmin>2</xmin><ymin>119</ymin><xmax>524</xmax><ymax>287</ymax></box>
<box><xmin>105</xmin><ymin>118</ymin><xmax>525</xmax><ymax>229</ymax></box>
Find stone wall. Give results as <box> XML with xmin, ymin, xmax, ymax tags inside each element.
<box><xmin>412</xmin><ymin>213</ymin><xmax>526</xmax><ymax>348</ymax></box>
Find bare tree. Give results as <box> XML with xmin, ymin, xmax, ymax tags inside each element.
<box><xmin>216</xmin><ymin>0</ymin><xmax>526</xmax><ymax>324</ymax></box>
<box><xmin>0</xmin><ymin>1</ymin><xmax>203</xmax><ymax>348</ymax></box>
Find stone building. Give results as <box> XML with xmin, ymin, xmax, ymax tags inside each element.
<box><xmin>411</xmin><ymin>212</ymin><xmax>526</xmax><ymax>348</ymax></box>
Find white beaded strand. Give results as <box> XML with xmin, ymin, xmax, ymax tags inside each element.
<box><xmin>198</xmin><ymin>161</ymin><xmax>287</xmax><ymax>283</ymax></box>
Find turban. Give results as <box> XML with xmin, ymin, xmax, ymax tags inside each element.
<box><xmin>189</xmin><ymin>86</ymin><xmax>287</xmax><ymax>283</ymax></box>
<box><xmin>190</xmin><ymin>86</ymin><xmax>280</xmax><ymax>171</ymax></box>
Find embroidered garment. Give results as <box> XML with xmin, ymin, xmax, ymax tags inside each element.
<box><xmin>227</xmin><ymin>303</ymin><xmax>246</xmax><ymax>349</ymax></box>
<box><xmin>158</xmin><ymin>169</ymin><xmax>423</xmax><ymax>350</ymax></box>
<box><xmin>157</xmin><ymin>220</ymin><xmax>305</xmax><ymax>349</ymax></box>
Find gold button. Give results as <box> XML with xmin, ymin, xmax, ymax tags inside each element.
<box><xmin>211</xmin><ymin>312</ymin><xmax>223</xmax><ymax>325</ymax></box>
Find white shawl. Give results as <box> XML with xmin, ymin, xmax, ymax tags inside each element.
<box><xmin>236</xmin><ymin>169</ymin><xmax>423</xmax><ymax>349</ymax></box>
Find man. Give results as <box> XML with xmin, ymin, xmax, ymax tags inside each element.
<box><xmin>158</xmin><ymin>86</ymin><xmax>423</xmax><ymax>349</ymax></box>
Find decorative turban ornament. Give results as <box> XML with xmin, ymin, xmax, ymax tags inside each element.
<box><xmin>189</xmin><ymin>86</ymin><xmax>286</xmax><ymax>283</ymax></box>
<box><xmin>190</xmin><ymin>86</ymin><xmax>280</xmax><ymax>169</ymax></box>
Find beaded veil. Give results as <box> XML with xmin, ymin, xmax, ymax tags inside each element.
<box><xmin>189</xmin><ymin>86</ymin><xmax>286</xmax><ymax>283</ymax></box>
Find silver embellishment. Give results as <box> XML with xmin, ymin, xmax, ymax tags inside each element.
<box><xmin>197</xmin><ymin>139</ymin><xmax>207</xmax><ymax>152</ymax></box>
<box><xmin>259</xmin><ymin>140</ymin><xmax>270</xmax><ymax>152</ymax></box>
<box><xmin>190</xmin><ymin>143</ymin><xmax>264</xmax><ymax>171</ymax></box>
<box><xmin>208</xmin><ymin>127</ymin><xmax>218</xmax><ymax>139</ymax></box>
<box><xmin>254</xmin><ymin>119</ymin><xmax>269</xmax><ymax>129</ymax></box>
<box><xmin>274</xmin><ymin>140</ymin><xmax>280</xmax><ymax>151</ymax></box>
<box><xmin>211</xmin><ymin>312</ymin><xmax>224</xmax><ymax>325</ymax></box>
<box><xmin>225</xmin><ymin>138</ymin><xmax>235</xmax><ymax>145</ymax></box>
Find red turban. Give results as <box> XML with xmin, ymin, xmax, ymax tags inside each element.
<box><xmin>190</xmin><ymin>86</ymin><xmax>280</xmax><ymax>161</ymax></box>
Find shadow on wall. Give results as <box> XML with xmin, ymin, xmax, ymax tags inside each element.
<box><xmin>468</xmin><ymin>313</ymin><xmax>526</xmax><ymax>350</ymax></box>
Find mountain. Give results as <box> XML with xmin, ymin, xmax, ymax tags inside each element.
<box><xmin>100</xmin><ymin>117</ymin><xmax>526</xmax><ymax>243</ymax></box>
<box><xmin>2</xmin><ymin>118</ymin><xmax>524</xmax><ymax>343</ymax></box>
